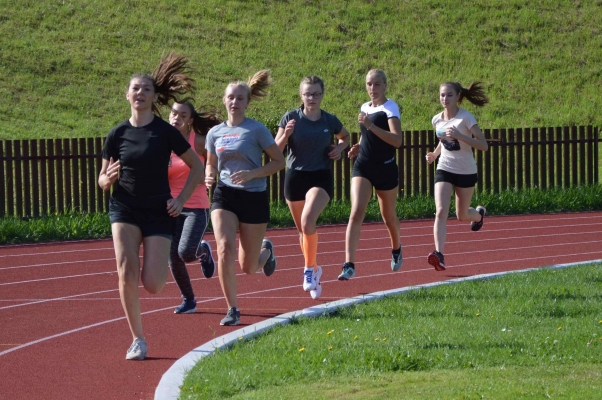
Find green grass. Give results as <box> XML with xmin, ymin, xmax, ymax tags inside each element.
<box><xmin>1</xmin><ymin>0</ymin><xmax>602</xmax><ymax>140</ymax></box>
<box><xmin>181</xmin><ymin>264</ymin><xmax>602</xmax><ymax>399</ymax></box>
<box><xmin>1</xmin><ymin>184</ymin><xmax>601</xmax><ymax>245</ymax></box>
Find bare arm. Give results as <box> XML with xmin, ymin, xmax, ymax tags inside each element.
<box><xmin>426</xmin><ymin>142</ymin><xmax>442</xmax><ymax>164</ymax></box>
<box><xmin>275</xmin><ymin>120</ymin><xmax>295</xmax><ymax>151</ymax></box>
<box><xmin>327</xmin><ymin>128</ymin><xmax>351</xmax><ymax>160</ymax></box>
<box><xmin>98</xmin><ymin>158</ymin><xmax>120</xmax><ymax>191</ymax></box>
<box><xmin>205</xmin><ymin>151</ymin><xmax>218</xmax><ymax>188</ymax></box>
<box><xmin>447</xmin><ymin>124</ymin><xmax>488</xmax><ymax>152</ymax></box>
<box><xmin>358</xmin><ymin>113</ymin><xmax>403</xmax><ymax>148</ymax></box>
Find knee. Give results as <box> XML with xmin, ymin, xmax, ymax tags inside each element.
<box><xmin>349</xmin><ymin>208</ymin><xmax>365</xmax><ymax>225</ymax></box>
<box><xmin>216</xmin><ymin>239</ymin><xmax>235</xmax><ymax>263</ymax></box>
<box><xmin>117</xmin><ymin>264</ymin><xmax>138</xmax><ymax>288</ymax></box>
<box><xmin>178</xmin><ymin>248</ymin><xmax>197</xmax><ymax>263</ymax></box>
<box><xmin>142</xmin><ymin>278</ymin><xmax>165</xmax><ymax>294</ymax></box>
<box><xmin>435</xmin><ymin>207</ymin><xmax>448</xmax><ymax>220</ymax></box>
<box><xmin>300</xmin><ymin>218</ymin><xmax>316</xmax><ymax>235</ymax></box>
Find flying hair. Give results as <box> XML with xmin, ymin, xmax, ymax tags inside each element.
<box><xmin>227</xmin><ymin>69</ymin><xmax>273</xmax><ymax>102</ymax></box>
<box><xmin>441</xmin><ymin>81</ymin><xmax>489</xmax><ymax>107</ymax></box>
<box><xmin>179</xmin><ymin>101</ymin><xmax>222</xmax><ymax>136</ymax></box>
<box><xmin>129</xmin><ymin>52</ymin><xmax>196</xmax><ymax>115</ymax></box>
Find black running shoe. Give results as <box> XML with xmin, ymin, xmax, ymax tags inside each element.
<box><xmin>262</xmin><ymin>239</ymin><xmax>277</xmax><ymax>276</ymax></box>
<box><xmin>199</xmin><ymin>240</ymin><xmax>215</xmax><ymax>278</ymax></box>
<box><xmin>471</xmin><ymin>206</ymin><xmax>486</xmax><ymax>232</ymax></box>
<box><xmin>427</xmin><ymin>251</ymin><xmax>446</xmax><ymax>271</ymax></box>
<box><xmin>220</xmin><ymin>307</ymin><xmax>240</xmax><ymax>326</ymax></box>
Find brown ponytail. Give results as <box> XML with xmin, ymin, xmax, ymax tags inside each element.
<box><xmin>180</xmin><ymin>101</ymin><xmax>221</xmax><ymax>136</ymax></box>
<box><xmin>226</xmin><ymin>69</ymin><xmax>273</xmax><ymax>102</ymax></box>
<box><xmin>441</xmin><ymin>81</ymin><xmax>489</xmax><ymax>107</ymax></box>
<box><xmin>129</xmin><ymin>52</ymin><xmax>196</xmax><ymax>115</ymax></box>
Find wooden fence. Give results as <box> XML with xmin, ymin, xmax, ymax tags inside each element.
<box><xmin>0</xmin><ymin>126</ymin><xmax>599</xmax><ymax>218</ymax></box>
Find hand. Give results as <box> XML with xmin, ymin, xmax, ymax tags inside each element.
<box><xmin>348</xmin><ymin>143</ymin><xmax>360</xmax><ymax>159</ymax></box>
<box><xmin>230</xmin><ymin>170</ymin><xmax>256</xmax><ymax>185</ymax></box>
<box><xmin>446</xmin><ymin>125</ymin><xmax>460</xmax><ymax>139</ymax></box>
<box><xmin>425</xmin><ymin>152</ymin><xmax>437</xmax><ymax>164</ymax></box>
<box><xmin>105</xmin><ymin>157</ymin><xmax>121</xmax><ymax>184</ymax></box>
<box><xmin>167</xmin><ymin>197</ymin><xmax>184</xmax><ymax>217</ymax></box>
<box><xmin>358</xmin><ymin>112</ymin><xmax>373</xmax><ymax>129</ymax></box>
<box><xmin>205</xmin><ymin>175</ymin><xmax>216</xmax><ymax>189</ymax></box>
<box><xmin>328</xmin><ymin>144</ymin><xmax>342</xmax><ymax>160</ymax></box>
<box><xmin>283</xmin><ymin>119</ymin><xmax>295</xmax><ymax>137</ymax></box>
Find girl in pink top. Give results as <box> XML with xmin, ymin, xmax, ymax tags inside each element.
<box><xmin>168</xmin><ymin>101</ymin><xmax>221</xmax><ymax>314</ymax></box>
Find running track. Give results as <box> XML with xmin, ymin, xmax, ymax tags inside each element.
<box><xmin>1</xmin><ymin>212</ymin><xmax>601</xmax><ymax>399</ymax></box>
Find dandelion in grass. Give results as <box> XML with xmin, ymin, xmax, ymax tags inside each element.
<box><xmin>299</xmin><ymin>347</ymin><xmax>305</xmax><ymax>352</ymax></box>
<box><xmin>382</xmin><ymin>338</ymin><xmax>387</xmax><ymax>342</ymax></box>
<box><xmin>476</xmin><ymin>313</ymin><xmax>480</xmax><ymax>317</ymax></box>
<box><xmin>328</xmin><ymin>346</ymin><xmax>333</xmax><ymax>350</ymax></box>
<box><xmin>558</xmin><ymin>326</ymin><xmax>562</xmax><ymax>331</ymax></box>
<box><xmin>599</xmin><ymin>320</ymin><xmax>602</xmax><ymax>324</ymax></box>
<box><xmin>327</xmin><ymin>330</ymin><xmax>333</xmax><ymax>335</ymax></box>
<box><xmin>354</xmin><ymin>335</ymin><xmax>358</xmax><ymax>340</ymax></box>
<box><xmin>375</xmin><ymin>338</ymin><xmax>380</xmax><ymax>341</ymax></box>
<box><xmin>238</xmin><ymin>337</ymin><xmax>243</xmax><ymax>341</ymax></box>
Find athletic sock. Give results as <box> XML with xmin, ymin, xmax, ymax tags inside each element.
<box><xmin>392</xmin><ymin>246</ymin><xmax>401</xmax><ymax>261</ymax></box>
<box><xmin>303</xmin><ymin>232</ymin><xmax>318</xmax><ymax>271</ymax></box>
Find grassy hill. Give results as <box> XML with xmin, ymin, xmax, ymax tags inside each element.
<box><xmin>0</xmin><ymin>0</ymin><xmax>601</xmax><ymax>140</ymax></box>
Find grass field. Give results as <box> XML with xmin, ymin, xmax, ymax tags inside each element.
<box><xmin>181</xmin><ymin>263</ymin><xmax>602</xmax><ymax>399</ymax></box>
<box><xmin>1</xmin><ymin>0</ymin><xmax>602</xmax><ymax>139</ymax></box>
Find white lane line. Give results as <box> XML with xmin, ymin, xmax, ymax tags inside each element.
<box><xmin>154</xmin><ymin>258</ymin><xmax>602</xmax><ymax>399</ymax></box>
<box><xmin>2</xmin><ymin>253</ymin><xmax>601</xmax><ymax>359</ymax></box>
<box><xmin>1</xmin><ymin>214</ymin><xmax>600</xmax><ymax>258</ymax></box>
<box><xmin>3</xmin><ymin>223</ymin><xmax>601</xmax><ymax>272</ymax></box>
<box><xmin>0</xmin><ymin>238</ymin><xmax>599</xmax><ymax>290</ymax></box>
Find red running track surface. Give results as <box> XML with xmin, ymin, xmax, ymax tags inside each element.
<box><xmin>0</xmin><ymin>212</ymin><xmax>601</xmax><ymax>399</ymax></box>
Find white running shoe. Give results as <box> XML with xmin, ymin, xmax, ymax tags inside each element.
<box><xmin>302</xmin><ymin>266</ymin><xmax>318</xmax><ymax>291</ymax></box>
<box><xmin>125</xmin><ymin>338</ymin><xmax>147</xmax><ymax>360</ymax></box>
<box><xmin>310</xmin><ymin>283</ymin><xmax>322</xmax><ymax>300</ymax></box>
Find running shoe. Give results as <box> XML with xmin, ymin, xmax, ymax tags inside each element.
<box><xmin>174</xmin><ymin>298</ymin><xmax>197</xmax><ymax>314</ymax></box>
<box><xmin>427</xmin><ymin>251</ymin><xmax>446</xmax><ymax>271</ymax></box>
<box><xmin>199</xmin><ymin>240</ymin><xmax>215</xmax><ymax>278</ymax></box>
<box><xmin>391</xmin><ymin>248</ymin><xmax>403</xmax><ymax>271</ymax></box>
<box><xmin>310</xmin><ymin>282</ymin><xmax>322</xmax><ymax>300</ymax></box>
<box><xmin>471</xmin><ymin>206</ymin><xmax>486</xmax><ymax>232</ymax></box>
<box><xmin>125</xmin><ymin>338</ymin><xmax>148</xmax><ymax>360</ymax></box>
<box><xmin>262</xmin><ymin>239</ymin><xmax>277</xmax><ymax>277</ymax></box>
<box><xmin>337</xmin><ymin>262</ymin><xmax>356</xmax><ymax>281</ymax></box>
<box><xmin>303</xmin><ymin>266</ymin><xmax>322</xmax><ymax>291</ymax></box>
<box><xmin>220</xmin><ymin>307</ymin><xmax>240</xmax><ymax>326</ymax></box>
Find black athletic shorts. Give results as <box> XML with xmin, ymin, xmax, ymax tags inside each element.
<box><xmin>352</xmin><ymin>157</ymin><xmax>398</xmax><ymax>191</ymax></box>
<box><xmin>435</xmin><ymin>169</ymin><xmax>478</xmax><ymax>188</ymax></box>
<box><xmin>284</xmin><ymin>169</ymin><xmax>333</xmax><ymax>202</ymax></box>
<box><xmin>109</xmin><ymin>192</ymin><xmax>174</xmax><ymax>239</ymax></box>
<box><xmin>210</xmin><ymin>183</ymin><xmax>270</xmax><ymax>224</ymax></box>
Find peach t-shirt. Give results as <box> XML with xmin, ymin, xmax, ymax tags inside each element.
<box><xmin>168</xmin><ymin>131</ymin><xmax>209</xmax><ymax>209</ymax></box>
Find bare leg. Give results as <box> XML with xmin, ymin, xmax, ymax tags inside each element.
<box><xmin>434</xmin><ymin>182</ymin><xmax>453</xmax><ymax>254</ymax></box>
<box><xmin>238</xmin><ymin>222</ymin><xmax>270</xmax><ymax>274</ymax></box>
<box><xmin>112</xmin><ymin>223</ymin><xmax>144</xmax><ymax>340</ymax></box>
<box><xmin>211</xmin><ymin>209</ymin><xmax>239</xmax><ymax>309</ymax></box>
<box><xmin>140</xmin><ymin>235</ymin><xmax>171</xmax><ymax>294</ymax></box>
<box><xmin>454</xmin><ymin>186</ymin><xmax>482</xmax><ymax>222</ymax></box>
<box><xmin>345</xmin><ymin>177</ymin><xmax>373</xmax><ymax>263</ymax></box>
<box><xmin>376</xmin><ymin>186</ymin><xmax>400</xmax><ymax>250</ymax></box>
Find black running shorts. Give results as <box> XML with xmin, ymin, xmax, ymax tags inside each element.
<box><xmin>109</xmin><ymin>192</ymin><xmax>174</xmax><ymax>239</ymax></box>
<box><xmin>351</xmin><ymin>158</ymin><xmax>398</xmax><ymax>191</ymax></box>
<box><xmin>435</xmin><ymin>169</ymin><xmax>478</xmax><ymax>188</ymax></box>
<box><xmin>284</xmin><ymin>169</ymin><xmax>333</xmax><ymax>202</ymax></box>
<box><xmin>210</xmin><ymin>183</ymin><xmax>270</xmax><ymax>224</ymax></box>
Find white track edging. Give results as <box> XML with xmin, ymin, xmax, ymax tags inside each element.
<box><xmin>155</xmin><ymin>259</ymin><xmax>601</xmax><ymax>399</ymax></box>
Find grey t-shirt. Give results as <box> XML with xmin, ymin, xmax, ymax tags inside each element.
<box><xmin>206</xmin><ymin>118</ymin><xmax>276</xmax><ymax>192</ymax></box>
<box><xmin>278</xmin><ymin>107</ymin><xmax>343</xmax><ymax>171</ymax></box>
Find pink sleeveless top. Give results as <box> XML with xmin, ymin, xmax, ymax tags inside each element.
<box><xmin>168</xmin><ymin>131</ymin><xmax>209</xmax><ymax>209</ymax></box>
